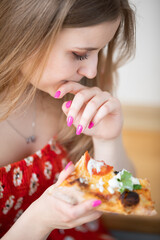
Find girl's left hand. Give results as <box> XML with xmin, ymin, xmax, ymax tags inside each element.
<box><xmin>55</xmin><ymin>82</ymin><xmax>123</xmax><ymax>140</ymax></box>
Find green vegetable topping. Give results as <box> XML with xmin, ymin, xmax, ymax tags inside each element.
<box><xmin>133</xmin><ymin>184</ymin><xmax>142</xmax><ymax>190</ymax></box>
<box><xmin>118</xmin><ymin>170</ymin><xmax>142</xmax><ymax>193</ymax></box>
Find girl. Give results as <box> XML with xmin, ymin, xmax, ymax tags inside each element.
<box><xmin>0</xmin><ymin>0</ymin><xmax>135</xmax><ymax>239</ymax></box>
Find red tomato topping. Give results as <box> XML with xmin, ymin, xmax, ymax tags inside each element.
<box><xmin>85</xmin><ymin>151</ymin><xmax>113</xmax><ymax>176</ymax></box>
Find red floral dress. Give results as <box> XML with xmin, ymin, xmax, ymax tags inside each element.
<box><xmin>0</xmin><ymin>138</ymin><xmax>114</xmax><ymax>239</ymax></box>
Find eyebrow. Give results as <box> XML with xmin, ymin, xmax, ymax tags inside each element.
<box><xmin>75</xmin><ymin>47</ymin><xmax>99</xmax><ymax>51</ymax></box>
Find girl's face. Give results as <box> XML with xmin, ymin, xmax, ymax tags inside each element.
<box><xmin>25</xmin><ymin>20</ymin><xmax>120</xmax><ymax>96</ymax></box>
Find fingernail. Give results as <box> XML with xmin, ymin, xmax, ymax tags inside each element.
<box><xmin>76</xmin><ymin>125</ymin><xmax>83</xmax><ymax>135</ymax></box>
<box><xmin>65</xmin><ymin>161</ymin><xmax>72</xmax><ymax>170</ymax></box>
<box><xmin>66</xmin><ymin>100</ymin><xmax>72</xmax><ymax>108</ymax></box>
<box><xmin>67</xmin><ymin>116</ymin><xmax>73</xmax><ymax>127</ymax></box>
<box><xmin>54</xmin><ymin>91</ymin><xmax>61</xmax><ymax>98</ymax></box>
<box><xmin>92</xmin><ymin>200</ymin><xmax>102</xmax><ymax>207</ymax></box>
<box><xmin>88</xmin><ymin>121</ymin><xmax>94</xmax><ymax>129</ymax></box>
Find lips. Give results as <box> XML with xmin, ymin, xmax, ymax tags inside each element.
<box><xmin>62</xmin><ymin>77</ymin><xmax>84</xmax><ymax>83</ymax></box>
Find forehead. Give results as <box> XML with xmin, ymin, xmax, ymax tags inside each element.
<box><xmin>57</xmin><ymin>20</ymin><xmax>120</xmax><ymax>48</ymax></box>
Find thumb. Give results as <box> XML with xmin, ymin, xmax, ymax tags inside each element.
<box><xmin>47</xmin><ymin>162</ymin><xmax>77</xmax><ymax>205</ymax></box>
<box><xmin>55</xmin><ymin>161</ymin><xmax>75</xmax><ymax>186</ymax></box>
<box><xmin>47</xmin><ymin>162</ymin><xmax>75</xmax><ymax>196</ymax></box>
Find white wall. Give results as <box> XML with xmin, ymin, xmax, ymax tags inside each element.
<box><xmin>117</xmin><ymin>0</ymin><xmax>160</xmax><ymax>106</ymax></box>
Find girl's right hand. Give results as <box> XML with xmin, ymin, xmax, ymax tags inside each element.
<box><xmin>32</xmin><ymin>162</ymin><xmax>102</xmax><ymax>234</ymax></box>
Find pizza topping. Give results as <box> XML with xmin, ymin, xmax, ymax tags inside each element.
<box><xmin>79</xmin><ymin>177</ymin><xmax>88</xmax><ymax>185</ymax></box>
<box><xmin>87</xmin><ymin>158</ymin><xmax>113</xmax><ymax>176</ymax></box>
<box><xmin>90</xmin><ymin>184</ymin><xmax>95</xmax><ymax>189</ymax></box>
<box><xmin>120</xmin><ymin>191</ymin><xmax>140</xmax><ymax>207</ymax></box>
<box><xmin>108</xmin><ymin>169</ymin><xmax>142</xmax><ymax>194</ymax></box>
<box><xmin>87</xmin><ymin>158</ymin><xmax>105</xmax><ymax>175</ymax></box>
<box><xmin>108</xmin><ymin>176</ymin><xmax>123</xmax><ymax>194</ymax></box>
<box><xmin>96</xmin><ymin>178</ymin><xmax>105</xmax><ymax>193</ymax></box>
<box><xmin>114</xmin><ymin>171</ymin><xmax>119</xmax><ymax>175</ymax></box>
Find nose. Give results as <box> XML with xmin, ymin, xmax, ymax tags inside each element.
<box><xmin>77</xmin><ymin>55</ymin><xmax>98</xmax><ymax>79</ymax></box>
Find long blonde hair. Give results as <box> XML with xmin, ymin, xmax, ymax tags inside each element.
<box><xmin>0</xmin><ymin>0</ymin><xmax>135</xmax><ymax>162</ymax></box>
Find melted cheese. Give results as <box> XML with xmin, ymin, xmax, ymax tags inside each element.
<box><xmin>107</xmin><ymin>169</ymin><xmax>140</xmax><ymax>194</ymax></box>
<box><xmin>79</xmin><ymin>177</ymin><xmax>88</xmax><ymax>184</ymax></box>
<box><xmin>108</xmin><ymin>176</ymin><xmax>123</xmax><ymax>194</ymax></box>
<box><xmin>131</xmin><ymin>176</ymin><xmax>140</xmax><ymax>185</ymax></box>
<box><xmin>87</xmin><ymin>158</ymin><xmax>104</xmax><ymax>176</ymax></box>
<box><xmin>96</xmin><ymin>177</ymin><xmax>105</xmax><ymax>193</ymax></box>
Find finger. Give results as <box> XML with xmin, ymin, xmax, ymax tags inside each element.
<box><xmin>90</xmin><ymin>97</ymin><xmax>121</xmax><ymax>127</ymax></box>
<box><xmin>51</xmin><ymin>188</ymin><xmax>78</xmax><ymax>205</ymax></box>
<box><xmin>56</xmin><ymin>162</ymin><xmax>75</xmax><ymax>186</ymax></box>
<box><xmin>47</xmin><ymin>162</ymin><xmax>75</xmax><ymax>195</ymax></box>
<box><xmin>76</xmin><ymin>92</ymin><xmax>111</xmax><ymax>134</ymax></box>
<box><xmin>62</xmin><ymin>199</ymin><xmax>102</xmax><ymax>220</ymax></box>
<box><xmin>50</xmin><ymin>197</ymin><xmax>102</xmax><ymax>225</ymax></box>
<box><xmin>70</xmin><ymin>211</ymin><xmax>102</xmax><ymax>228</ymax></box>
<box><xmin>54</xmin><ymin>81</ymin><xmax>86</xmax><ymax>99</ymax></box>
<box><xmin>65</xmin><ymin>87</ymin><xmax>101</xmax><ymax>128</ymax></box>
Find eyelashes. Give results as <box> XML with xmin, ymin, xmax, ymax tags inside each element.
<box><xmin>72</xmin><ymin>52</ymin><xmax>88</xmax><ymax>61</ymax></box>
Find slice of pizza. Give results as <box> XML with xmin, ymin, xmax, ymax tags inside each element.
<box><xmin>59</xmin><ymin>152</ymin><xmax>157</xmax><ymax>216</ymax></box>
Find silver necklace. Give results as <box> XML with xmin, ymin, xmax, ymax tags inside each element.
<box><xmin>7</xmin><ymin>99</ymin><xmax>36</xmax><ymax>144</ymax></box>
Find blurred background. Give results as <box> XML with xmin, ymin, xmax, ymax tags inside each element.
<box><xmin>103</xmin><ymin>0</ymin><xmax>160</xmax><ymax>239</ymax></box>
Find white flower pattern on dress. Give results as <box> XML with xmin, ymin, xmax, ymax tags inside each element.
<box><xmin>53</xmin><ymin>172</ymin><xmax>60</xmax><ymax>183</ymax></box>
<box><xmin>48</xmin><ymin>139</ymin><xmax>54</xmax><ymax>146</ymax></box>
<box><xmin>86</xmin><ymin>220</ymin><xmax>99</xmax><ymax>232</ymax></box>
<box><xmin>3</xmin><ymin>195</ymin><xmax>15</xmax><ymax>215</ymax></box>
<box><xmin>99</xmin><ymin>234</ymin><xmax>115</xmax><ymax>240</ymax></box>
<box><xmin>49</xmin><ymin>139</ymin><xmax>61</xmax><ymax>154</ymax></box>
<box><xmin>24</xmin><ymin>156</ymin><xmax>34</xmax><ymax>166</ymax></box>
<box><xmin>61</xmin><ymin>158</ymin><xmax>68</xmax><ymax>169</ymax></box>
<box><xmin>13</xmin><ymin>167</ymin><xmax>23</xmax><ymax>187</ymax></box>
<box><xmin>64</xmin><ymin>237</ymin><xmax>75</xmax><ymax>240</ymax></box>
<box><xmin>44</xmin><ymin>161</ymin><xmax>52</xmax><ymax>179</ymax></box>
<box><xmin>14</xmin><ymin>209</ymin><xmax>23</xmax><ymax>222</ymax></box>
<box><xmin>36</xmin><ymin>150</ymin><xmax>42</xmax><ymax>158</ymax></box>
<box><xmin>75</xmin><ymin>225</ymin><xmax>88</xmax><ymax>233</ymax></box>
<box><xmin>14</xmin><ymin>197</ymin><xmax>23</xmax><ymax>210</ymax></box>
<box><xmin>5</xmin><ymin>164</ymin><xmax>11</xmax><ymax>173</ymax></box>
<box><xmin>0</xmin><ymin>181</ymin><xmax>4</xmax><ymax>199</ymax></box>
<box><xmin>29</xmin><ymin>173</ymin><xmax>39</xmax><ymax>196</ymax></box>
<box><xmin>59</xmin><ymin>229</ymin><xmax>65</xmax><ymax>234</ymax></box>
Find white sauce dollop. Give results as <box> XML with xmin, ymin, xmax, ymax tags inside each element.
<box><xmin>96</xmin><ymin>177</ymin><xmax>105</xmax><ymax>193</ymax></box>
<box><xmin>107</xmin><ymin>169</ymin><xmax>140</xmax><ymax>194</ymax></box>
<box><xmin>87</xmin><ymin>158</ymin><xmax>104</xmax><ymax>176</ymax></box>
<box><xmin>108</xmin><ymin>176</ymin><xmax>123</xmax><ymax>194</ymax></box>
<box><xmin>131</xmin><ymin>176</ymin><xmax>140</xmax><ymax>185</ymax></box>
<box><xmin>79</xmin><ymin>177</ymin><xmax>88</xmax><ymax>184</ymax></box>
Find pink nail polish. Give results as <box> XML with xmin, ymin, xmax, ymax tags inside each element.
<box><xmin>92</xmin><ymin>200</ymin><xmax>102</xmax><ymax>207</ymax></box>
<box><xmin>88</xmin><ymin>121</ymin><xmax>94</xmax><ymax>129</ymax></box>
<box><xmin>54</xmin><ymin>91</ymin><xmax>61</xmax><ymax>98</ymax></box>
<box><xmin>66</xmin><ymin>101</ymin><xmax>72</xmax><ymax>108</ymax></box>
<box><xmin>67</xmin><ymin>116</ymin><xmax>73</xmax><ymax>127</ymax></box>
<box><xmin>76</xmin><ymin>125</ymin><xmax>83</xmax><ymax>135</ymax></box>
<box><xmin>65</xmin><ymin>161</ymin><xmax>72</xmax><ymax>170</ymax></box>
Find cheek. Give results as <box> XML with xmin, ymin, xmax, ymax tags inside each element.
<box><xmin>38</xmin><ymin>60</ymin><xmax>78</xmax><ymax>89</ymax></box>
<box><xmin>46</xmin><ymin>58</ymin><xmax>78</xmax><ymax>81</ymax></box>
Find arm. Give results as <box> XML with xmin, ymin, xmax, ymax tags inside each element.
<box><xmin>2</xmin><ymin>201</ymin><xmax>51</xmax><ymax>240</ymax></box>
<box><xmin>92</xmin><ymin>134</ymin><xmax>135</xmax><ymax>174</ymax></box>
<box><xmin>1</xmin><ymin>163</ymin><xmax>102</xmax><ymax>240</ymax></box>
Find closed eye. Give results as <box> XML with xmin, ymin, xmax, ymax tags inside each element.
<box><xmin>72</xmin><ymin>52</ymin><xmax>88</xmax><ymax>61</ymax></box>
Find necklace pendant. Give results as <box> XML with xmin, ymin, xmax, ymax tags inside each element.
<box><xmin>26</xmin><ymin>135</ymin><xmax>36</xmax><ymax>144</ymax></box>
